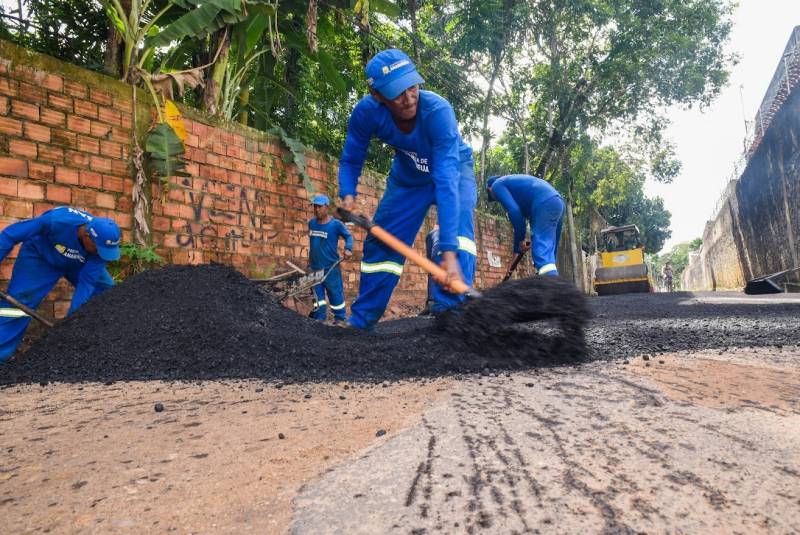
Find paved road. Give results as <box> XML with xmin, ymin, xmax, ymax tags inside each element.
<box><xmin>292</xmin><ymin>349</ymin><xmax>800</xmax><ymax>534</ymax></box>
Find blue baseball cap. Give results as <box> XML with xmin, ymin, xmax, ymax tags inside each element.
<box><xmin>312</xmin><ymin>194</ymin><xmax>330</xmax><ymax>206</ymax></box>
<box><xmin>86</xmin><ymin>217</ymin><xmax>121</xmax><ymax>261</ymax></box>
<box><xmin>365</xmin><ymin>49</ymin><xmax>425</xmax><ymax>100</ymax></box>
<box><xmin>487</xmin><ymin>176</ymin><xmax>501</xmax><ymax>190</ymax></box>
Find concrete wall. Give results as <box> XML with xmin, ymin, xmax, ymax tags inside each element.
<box><xmin>683</xmin><ymin>79</ymin><xmax>800</xmax><ymax>290</ymax></box>
<box><xmin>0</xmin><ymin>40</ymin><xmax>526</xmax><ymax>323</ymax></box>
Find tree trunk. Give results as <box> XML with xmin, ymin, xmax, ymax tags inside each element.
<box><xmin>103</xmin><ymin>19</ymin><xmax>124</xmax><ymax>77</ymax></box>
<box><xmin>203</xmin><ymin>29</ymin><xmax>231</xmax><ymax>116</ymax></box>
<box><xmin>407</xmin><ymin>0</ymin><xmax>420</xmax><ymax>62</ymax></box>
<box><xmin>521</xmin><ymin>124</ymin><xmax>530</xmax><ymax>174</ymax></box>
<box><xmin>478</xmin><ymin>57</ymin><xmax>503</xmax><ymax>185</ymax></box>
<box><xmin>566</xmin><ymin>197</ymin><xmax>584</xmax><ymax>291</ymax></box>
<box><xmin>283</xmin><ymin>47</ymin><xmax>301</xmax><ymax>127</ymax></box>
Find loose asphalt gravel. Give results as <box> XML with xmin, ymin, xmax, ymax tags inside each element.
<box><xmin>1</xmin><ymin>264</ymin><xmax>798</xmax><ymax>385</ymax></box>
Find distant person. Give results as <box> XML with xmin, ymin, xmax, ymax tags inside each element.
<box><xmin>487</xmin><ymin>174</ymin><xmax>564</xmax><ymax>277</ymax></box>
<box><xmin>662</xmin><ymin>261</ymin><xmax>674</xmax><ymax>292</ymax></box>
<box><xmin>0</xmin><ymin>206</ymin><xmax>120</xmax><ymax>361</ymax></box>
<box><xmin>338</xmin><ymin>48</ymin><xmax>477</xmax><ymax>330</ymax></box>
<box><xmin>308</xmin><ymin>195</ymin><xmax>353</xmax><ymax>325</ymax></box>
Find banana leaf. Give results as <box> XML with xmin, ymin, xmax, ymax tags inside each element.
<box><xmin>146</xmin><ymin>123</ymin><xmax>190</xmax><ymax>182</ymax></box>
<box><xmin>146</xmin><ymin>0</ymin><xmax>245</xmax><ymax>49</ymax></box>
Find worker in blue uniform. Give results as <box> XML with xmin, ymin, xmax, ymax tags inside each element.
<box><xmin>487</xmin><ymin>174</ymin><xmax>564</xmax><ymax>276</ymax></box>
<box><xmin>338</xmin><ymin>48</ymin><xmax>477</xmax><ymax>329</ymax></box>
<box><xmin>308</xmin><ymin>194</ymin><xmax>353</xmax><ymax>325</ymax></box>
<box><xmin>0</xmin><ymin>206</ymin><xmax>121</xmax><ymax>361</ymax></box>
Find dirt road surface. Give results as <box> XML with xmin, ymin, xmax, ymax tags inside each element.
<box><xmin>2</xmin><ymin>290</ymin><xmax>800</xmax><ymax>533</ymax></box>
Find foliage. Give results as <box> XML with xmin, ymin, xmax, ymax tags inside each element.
<box><xmin>648</xmin><ymin>238</ymin><xmax>703</xmax><ymax>288</ymax></box>
<box><xmin>145</xmin><ymin>122</ymin><xmax>190</xmax><ymax>185</ymax></box>
<box><xmin>107</xmin><ymin>242</ymin><xmax>165</xmax><ymax>281</ymax></box>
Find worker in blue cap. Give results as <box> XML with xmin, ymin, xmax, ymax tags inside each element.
<box><xmin>308</xmin><ymin>194</ymin><xmax>353</xmax><ymax>325</ymax></box>
<box><xmin>338</xmin><ymin>48</ymin><xmax>477</xmax><ymax>329</ymax></box>
<box><xmin>487</xmin><ymin>174</ymin><xmax>564</xmax><ymax>276</ymax></box>
<box><xmin>0</xmin><ymin>206</ymin><xmax>120</xmax><ymax>360</ymax></box>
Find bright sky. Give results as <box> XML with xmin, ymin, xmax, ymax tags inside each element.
<box><xmin>645</xmin><ymin>1</ymin><xmax>800</xmax><ymax>253</ymax></box>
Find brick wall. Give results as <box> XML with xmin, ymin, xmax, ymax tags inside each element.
<box><xmin>0</xmin><ymin>40</ymin><xmax>521</xmax><ymax>324</ymax></box>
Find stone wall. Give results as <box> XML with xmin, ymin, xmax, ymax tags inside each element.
<box><xmin>684</xmin><ymin>68</ymin><xmax>800</xmax><ymax>291</ymax></box>
<box><xmin>0</xmin><ymin>40</ymin><xmax>522</xmax><ymax>323</ymax></box>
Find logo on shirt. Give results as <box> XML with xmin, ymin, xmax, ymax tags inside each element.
<box><xmin>310</xmin><ymin>230</ymin><xmax>329</xmax><ymax>239</ymax></box>
<box><xmin>67</xmin><ymin>207</ymin><xmax>93</xmax><ymax>221</ymax></box>
<box><xmin>398</xmin><ymin>149</ymin><xmax>430</xmax><ymax>173</ymax></box>
<box><xmin>54</xmin><ymin>243</ymin><xmax>85</xmax><ymax>262</ymax></box>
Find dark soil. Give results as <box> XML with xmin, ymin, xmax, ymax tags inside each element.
<box><xmin>1</xmin><ymin>264</ymin><xmax>798</xmax><ymax>385</ymax></box>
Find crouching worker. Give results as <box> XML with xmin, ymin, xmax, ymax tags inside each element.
<box><xmin>338</xmin><ymin>49</ymin><xmax>477</xmax><ymax>330</ymax></box>
<box><xmin>487</xmin><ymin>174</ymin><xmax>564</xmax><ymax>276</ymax></box>
<box><xmin>0</xmin><ymin>206</ymin><xmax>120</xmax><ymax>361</ymax></box>
<box><xmin>308</xmin><ymin>194</ymin><xmax>353</xmax><ymax>325</ymax></box>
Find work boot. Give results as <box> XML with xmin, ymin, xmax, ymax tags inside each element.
<box><xmin>332</xmin><ymin>318</ymin><xmax>349</xmax><ymax>328</ymax></box>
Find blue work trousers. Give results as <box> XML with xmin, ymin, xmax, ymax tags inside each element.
<box><xmin>311</xmin><ymin>266</ymin><xmax>346</xmax><ymax>321</ymax></box>
<box><xmin>0</xmin><ymin>241</ymin><xmax>113</xmax><ymax>361</ymax></box>
<box><xmin>531</xmin><ymin>195</ymin><xmax>565</xmax><ymax>276</ymax></box>
<box><xmin>350</xmin><ymin>162</ymin><xmax>477</xmax><ymax>329</ymax></box>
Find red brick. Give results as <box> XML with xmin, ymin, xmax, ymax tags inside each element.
<box><xmin>17</xmin><ymin>180</ymin><xmax>44</xmax><ymax>200</ymax></box>
<box><xmin>63</xmin><ymin>80</ymin><xmax>88</xmax><ymax>99</ymax></box>
<box><xmin>0</xmin><ymin>116</ymin><xmax>22</xmax><ymax>135</ymax></box>
<box><xmin>152</xmin><ymin>215</ymin><xmax>170</xmax><ymax>231</ymax></box>
<box><xmin>89</xmin><ymin>87</ymin><xmax>113</xmax><ymax>106</ymax></box>
<box><xmin>0</xmin><ymin>176</ymin><xmax>17</xmax><ymax>196</ymax></box>
<box><xmin>9</xmin><ymin>139</ymin><xmax>37</xmax><ymax>159</ymax></box>
<box><xmin>33</xmin><ymin>202</ymin><xmax>56</xmax><ymax>216</ymax></box>
<box><xmin>116</xmin><ymin>196</ymin><xmax>132</xmax><ymax>213</ymax></box>
<box><xmin>77</xmin><ymin>135</ymin><xmax>100</xmax><ymax>154</ymax></box>
<box><xmin>110</xmin><ymin>159</ymin><xmax>128</xmax><ymax>176</ymax></box>
<box><xmin>46</xmin><ymin>183</ymin><xmax>71</xmax><ymax>203</ymax></box>
<box><xmin>109</xmin><ymin>126</ymin><xmax>129</xmax><ymax>143</ymax></box>
<box><xmin>28</xmin><ymin>162</ymin><xmax>54</xmax><ymax>181</ymax></box>
<box><xmin>66</xmin><ymin>150</ymin><xmax>89</xmax><ymax>167</ymax></box>
<box><xmin>115</xmin><ymin>212</ymin><xmax>132</xmax><ymax>229</ymax></box>
<box><xmin>43</xmin><ymin>74</ymin><xmax>63</xmax><ymax>92</ymax></box>
<box><xmin>72</xmin><ymin>189</ymin><xmax>96</xmax><ymax>208</ymax></box>
<box><xmin>102</xmin><ymin>175</ymin><xmax>124</xmax><ymax>192</ymax></box>
<box><xmin>67</xmin><ymin>115</ymin><xmax>91</xmax><ymax>134</ymax></box>
<box><xmin>97</xmin><ymin>106</ymin><xmax>121</xmax><ymax>126</ymax></box>
<box><xmin>40</xmin><ymin>107</ymin><xmax>66</xmax><ymax>127</ymax></box>
<box><xmin>38</xmin><ymin>145</ymin><xmax>64</xmax><ymax>164</ymax></box>
<box><xmin>120</xmin><ymin>115</ymin><xmax>132</xmax><ymax>130</ymax></box>
<box><xmin>53</xmin><ymin>301</ymin><xmax>70</xmax><ymax>319</ymax></box>
<box><xmin>55</xmin><ymin>166</ymin><xmax>80</xmax><ymax>185</ymax></box>
<box><xmin>0</xmin><ymin>78</ymin><xmax>17</xmax><ymax>97</ymax></box>
<box><xmin>51</xmin><ymin>128</ymin><xmax>77</xmax><ymax>148</ymax></box>
<box><xmin>161</xmin><ymin>202</ymin><xmax>181</xmax><ymax>218</ymax></box>
<box><xmin>89</xmin><ymin>155</ymin><xmax>112</xmax><ymax>173</ymax></box>
<box><xmin>17</xmin><ymin>82</ymin><xmax>46</xmax><ymax>105</ymax></box>
<box><xmin>96</xmin><ymin>192</ymin><xmax>116</xmax><ymax>209</ymax></box>
<box><xmin>24</xmin><ymin>122</ymin><xmax>50</xmax><ymax>143</ymax></box>
<box><xmin>0</xmin><ymin>96</ymin><xmax>8</xmax><ymax>116</ymax></box>
<box><xmin>2</xmin><ymin>199</ymin><xmax>33</xmax><ymax>218</ymax></box>
<box><xmin>91</xmin><ymin>121</ymin><xmax>113</xmax><ymax>138</ymax></box>
<box><xmin>79</xmin><ymin>170</ymin><xmax>102</xmax><ymax>188</ymax></box>
<box><xmin>74</xmin><ymin>98</ymin><xmax>98</xmax><ymax>119</ymax></box>
<box><xmin>0</xmin><ymin>157</ymin><xmax>28</xmax><ymax>177</ymax></box>
<box><xmin>48</xmin><ymin>93</ymin><xmax>73</xmax><ymax>112</ymax></box>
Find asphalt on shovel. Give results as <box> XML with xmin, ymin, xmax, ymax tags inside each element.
<box><xmin>336</xmin><ymin>208</ymin><xmax>590</xmax><ymax>358</ymax></box>
<box><xmin>0</xmin><ymin>289</ymin><xmax>54</xmax><ymax>328</ymax></box>
<box><xmin>501</xmin><ymin>242</ymin><xmax>531</xmax><ymax>283</ymax></box>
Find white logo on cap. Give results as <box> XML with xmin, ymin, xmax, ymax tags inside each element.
<box><xmin>89</xmin><ymin>228</ymin><xmax>98</xmax><ymax>238</ymax></box>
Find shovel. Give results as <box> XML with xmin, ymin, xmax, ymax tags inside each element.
<box><xmin>744</xmin><ymin>266</ymin><xmax>800</xmax><ymax>295</ymax></box>
<box><xmin>501</xmin><ymin>242</ymin><xmax>531</xmax><ymax>283</ymax></box>
<box><xmin>336</xmin><ymin>208</ymin><xmax>481</xmax><ymax>299</ymax></box>
<box><xmin>0</xmin><ymin>289</ymin><xmax>54</xmax><ymax>328</ymax></box>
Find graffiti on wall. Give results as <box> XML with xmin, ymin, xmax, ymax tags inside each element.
<box><xmin>175</xmin><ymin>178</ymin><xmax>280</xmax><ymax>254</ymax></box>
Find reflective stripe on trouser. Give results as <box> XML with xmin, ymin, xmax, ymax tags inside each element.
<box><xmin>311</xmin><ymin>266</ymin><xmax>347</xmax><ymax>321</ymax></box>
<box><xmin>349</xmin><ymin>162</ymin><xmax>477</xmax><ymax>329</ymax></box>
<box><xmin>0</xmin><ymin>241</ymin><xmax>114</xmax><ymax>361</ymax></box>
<box><xmin>531</xmin><ymin>195</ymin><xmax>565</xmax><ymax>277</ymax></box>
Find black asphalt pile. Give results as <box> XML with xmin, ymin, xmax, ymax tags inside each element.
<box><xmin>0</xmin><ymin>264</ymin><xmax>585</xmax><ymax>385</ymax></box>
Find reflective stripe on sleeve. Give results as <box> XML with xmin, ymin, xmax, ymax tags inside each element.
<box><xmin>315</xmin><ymin>300</ymin><xmax>327</xmax><ymax>308</ymax></box>
<box><xmin>457</xmin><ymin>236</ymin><xmax>477</xmax><ymax>256</ymax></box>
<box><xmin>539</xmin><ymin>263</ymin><xmax>558</xmax><ymax>275</ymax></box>
<box><xmin>360</xmin><ymin>261</ymin><xmax>403</xmax><ymax>276</ymax></box>
<box><xmin>0</xmin><ymin>308</ymin><xmax>28</xmax><ymax>318</ymax></box>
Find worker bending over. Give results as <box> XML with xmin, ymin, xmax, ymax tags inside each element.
<box><xmin>338</xmin><ymin>48</ymin><xmax>477</xmax><ymax>329</ymax></box>
<box><xmin>308</xmin><ymin>194</ymin><xmax>353</xmax><ymax>325</ymax></box>
<box><xmin>0</xmin><ymin>206</ymin><xmax>120</xmax><ymax>360</ymax></box>
<box><xmin>487</xmin><ymin>174</ymin><xmax>564</xmax><ymax>277</ymax></box>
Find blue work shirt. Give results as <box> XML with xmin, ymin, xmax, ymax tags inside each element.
<box><xmin>491</xmin><ymin>175</ymin><xmax>561</xmax><ymax>253</ymax></box>
<box><xmin>308</xmin><ymin>217</ymin><xmax>353</xmax><ymax>269</ymax></box>
<box><xmin>0</xmin><ymin>206</ymin><xmax>112</xmax><ymax>314</ymax></box>
<box><xmin>338</xmin><ymin>90</ymin><xmax>473</xmax><ymax>253</ymax></box>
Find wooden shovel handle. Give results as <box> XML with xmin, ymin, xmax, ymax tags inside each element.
<box><xmin>368</xmin><ymin>226</ymin><xmax>473</xmax><ymax>295</ymax></box>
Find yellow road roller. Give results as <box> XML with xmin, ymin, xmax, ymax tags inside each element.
<box><xmin>593</xmin><ymin>225</ymin><xmax>652</xmax><ymax>295</ymax></box>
